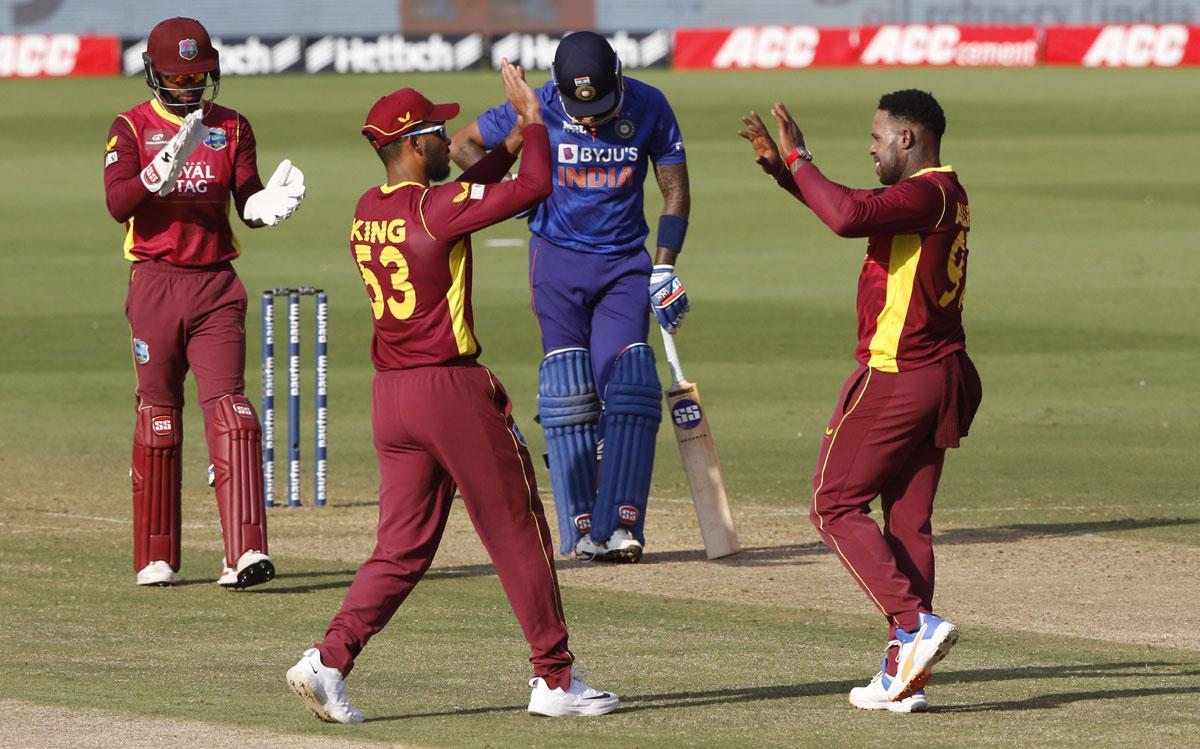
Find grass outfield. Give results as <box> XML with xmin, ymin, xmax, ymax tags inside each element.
<box><xmin>2</xmin><ymin>67</ymin><xmax>1198</xmax><ymax>746</ymax></box>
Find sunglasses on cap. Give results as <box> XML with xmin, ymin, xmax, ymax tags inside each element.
<box><xmin>400</xmin><ymin>123</ymin><xmax>447</xmax><ymax>141</ymax></box>
<box><xmin>162</xmin><ymin>71</ymin><xmax>207</xmax><ymax>86</ymax></box>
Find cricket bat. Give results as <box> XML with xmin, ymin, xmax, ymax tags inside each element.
<box><xmin>658</xmin><ymin>328</ymin><xmax>741</xmax><ymax>560</ymax></box>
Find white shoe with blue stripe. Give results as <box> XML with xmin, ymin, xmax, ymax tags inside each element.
<box><xmin>887</xmin><ymin>612</ymin><xmax>958</xmax><ymax>701</ymax></box>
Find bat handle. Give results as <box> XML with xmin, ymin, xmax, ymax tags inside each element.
<box><xmin>658</xmin><ymin>326</ymin><xmax>686</xmax><ymax>385</ymax></box>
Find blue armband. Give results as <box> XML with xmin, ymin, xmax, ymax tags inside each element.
<box><xmin>656</xmin><ymin>214</ymin><xmax>688</xmax><ymax>254</ymax></box>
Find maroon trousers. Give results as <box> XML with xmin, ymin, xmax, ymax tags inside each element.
<box><xmin>809</xmin><ymin>361</ymin><xmax>952</xmax><ymax>634</ymax></box>
<box><xmin>125</xmin><ymin>261</ymin><xmax>248</xmax><ymax>426</ymax></box>
<box><xmin>317</xmin><ymin>364</ymin><xmax>574</xmax><ymax>688</ymax></box>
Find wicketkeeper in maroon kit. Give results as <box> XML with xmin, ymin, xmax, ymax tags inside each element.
<box><xmin>103</xmin><ymin>18</ymin><xmax>306</xmax><ymax>588</ymax></box>
<box><xmin>740</xmin><ymin>90</ymin><xmax>982</xmax><ymax>712</ymax></box>
<box><xmin>285</xmin><ymin>62</ymin><xmax>618</xmax><ymax>724</ymax></box>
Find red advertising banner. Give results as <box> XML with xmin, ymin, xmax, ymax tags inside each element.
<box><xmin>674</xmin><ymin>26</ymin><xmax>856</xmax><ymax>69</ymax></box>
<box><xmin>857</xmin><ymin>25</ymin><xmax>1040</xmax><ymax>67</ymax></box>
<box><xmin>1045</xmin><ymin>25</ymin><xmax>1200</xmax><ymax>67</ymax></box>
<box><xmin>0</xmin><ymin>34</ymin><xmax>120</xmax><ymax>78</ymax></box>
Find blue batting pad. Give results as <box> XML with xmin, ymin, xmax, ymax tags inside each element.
<box><xmin>537</xmin><ymin>348</ymin><xmax>601</xmax><ymax>555</ymax></box>
<box><xmin>592</xmin><ymin>343</ymin><xmax>662</xmax><ymax>544</ymax></box>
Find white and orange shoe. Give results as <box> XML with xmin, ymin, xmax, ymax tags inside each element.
<box><xmin>887</xmin><ymin>613</ymin><xmax>958</xmax><ymax>701</ymax></box>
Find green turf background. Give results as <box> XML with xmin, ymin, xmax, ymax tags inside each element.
<box><xmin>1</xmin><ymin>68</ymin><xmax>1197</xmax><ymax>745</ymax></box>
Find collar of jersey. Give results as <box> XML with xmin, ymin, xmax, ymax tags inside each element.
<box><xmin>909</xmin><ymin>165</ymin><xmax>954</xmax><ymax>179</ymax></box>
<box><xmin>380</xmin><ymin>181</ymin><xmax>426</xmax><ymax>194</ymax></box>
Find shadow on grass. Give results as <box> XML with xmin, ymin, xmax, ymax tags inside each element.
<box><xmin>936</xmin><ymin>517</ymin><xmax>1200</xmax><ymax>545</ymax></box>
<box><xmin>361</xmin><ymin>661</ymin><xmax>1200</xmax><ymax>721</ymax></box>
<box><xmin>241</xmin><ymin>517</ymin><xmax>1200</xmax><ymax>592</ymax></box>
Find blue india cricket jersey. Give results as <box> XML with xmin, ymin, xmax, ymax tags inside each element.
<box><xmin>476</xmin><ymin>78</ymin><xmax>685</xmax><ymax>255</ymax></box>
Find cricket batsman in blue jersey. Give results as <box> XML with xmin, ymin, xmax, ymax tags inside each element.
<box><xmin>451</xmin><ymin>31</ymin><xmax>690</xmax><ymax>563</ymax></box>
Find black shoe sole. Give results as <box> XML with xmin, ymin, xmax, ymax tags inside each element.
<box><xmin>229</xmin><ymin>559</ymin><xmax>275</xmax><ymax>589</ymax></box>
<box><xmin>596</xmin><ymin>546</ymin><xmax>642</xmax><ymax>564</ymax></box>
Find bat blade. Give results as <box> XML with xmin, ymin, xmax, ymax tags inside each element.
<box><xmin>665</xmin><ymin>379</ymin><xmax>741</xmax><ymax>559</ymax></box>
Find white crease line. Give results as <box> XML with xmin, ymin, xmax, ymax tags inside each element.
<box><xmin>33</xmin><ymin>512</ymin><xmax>213</xmax><ymax>529</ymax></box>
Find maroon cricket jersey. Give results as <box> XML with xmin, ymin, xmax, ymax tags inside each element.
<box><xmin>793</xmin><ymin>164</ymin><xmax>970</xmax><ymax>372</ymax></box>
<box><xmin>350</xmin><ymin>124</ymin><xmax>552</xmax><ymax>371</ymax></box>
<box><xmin>103</xmin><ymin>99</ymin><xmax>265</xmax><ymax>266</ymax></box>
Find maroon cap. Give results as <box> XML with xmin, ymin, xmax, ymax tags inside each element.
<box><xmin>362</xmin><ymin>88</ymin><xmax>460</xmax><ymax>149</ymax></box>
<box><xmin>146</xmin><ymin>17</ymin><xmax>219</xmax><ymax>75</ymax></box>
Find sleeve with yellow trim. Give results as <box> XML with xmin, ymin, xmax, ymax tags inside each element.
<box><xmin>419</xmin><ymin>123</ymin><xmax>551</xmax><ymax>240</ymax></box>
<box><xmin>792</xmin><ymin>163</ymin><xmax>944</xmax><ymax>239</ymax></box>
<box><xmin>103</xmin><ymin>116</ymin><xmax>152</xmax><ymax>223</ymax></box>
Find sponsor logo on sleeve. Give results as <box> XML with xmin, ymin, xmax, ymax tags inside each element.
<box><xmin>469</xmin><ymin>183</ymin><xmax>485</xmax><ymax>200</ymax></box>
<box><xmin>105</xmin><ymin>150</ymin><xmax>119</xmax><ymax>167</ymax></box>
<box><xmin>133</xmin><ymin>338</ymin><xmax>150</xmax><ymax>363</ymax></box>
<box><xmin>618</xmin><ymin>505</ymin><xmax>640</xmax><ymax>525</ymax></box>
<box><xmin>151</xmin><ymin>415</ymin><xmax>173</xmax><ymax>436</ymax></box>
<box><xmin>105</xmin><ymin>135</ymin><xmax>118</xmax><ymax>152</ymax></box>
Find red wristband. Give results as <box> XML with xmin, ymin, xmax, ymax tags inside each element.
<box><xmin>784</xmin><ymin>149</ymin><xmax>803</xmax><ymax>168</ymax></box>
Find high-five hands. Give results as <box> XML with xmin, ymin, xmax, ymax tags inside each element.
<box><xmin>501</xmin><ymin>58</ymin><xmax>543</xmax><ymax>127</ymax></box>
<box><xmin>243</xmin><ymin>159</ymin><xmax>306</xmax><ymax>227</ymax></box>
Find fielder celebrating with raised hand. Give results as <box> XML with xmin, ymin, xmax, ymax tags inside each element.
<box><xmin>285</xmin><ymin>61</ymin><xmax>618</xmax><ymax>724</ymax></box>
<box><xmin>451</xmin><ymin>31</ymin><xmax>691</xmax><ymax>563</ymax></box>
<box><xmin>103</xmin><ymin>17</ymin><xmax>305</xmax><ymax>589</ymax></box>
<box><xmin>739</xmin><ymin>91</ymin><xmax>982</xmax><ymax>712</ymax></box>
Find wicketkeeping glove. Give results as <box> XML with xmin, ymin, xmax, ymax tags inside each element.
<box><xmin>243</xmin><ymin>159</ymin><xmax>306</xmax><ymax>226</ymax></box>
<box><xmin>648</xmin><ymin>264</ymin><xmax>689</xmax><ymax>333</ymax></box>
<box><xmin>140</xmin><ymin>109</ymin><xmax>208</xmax><ymax>196</ymax></box>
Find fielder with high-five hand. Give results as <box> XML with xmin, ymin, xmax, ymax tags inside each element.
<box><xmin>103</xmin><ymin>17</ymin><xmax>306</xmax><ymax>589</ymax></box>
<box><xmin>285</xmin><ymin>60</ymin><xmax>618</xmax><ymax>724</ymax></box>
<box><xmin>739</xmin><ymin>90</ymin><xmax>982</xmax><ymax>712</ymax></box>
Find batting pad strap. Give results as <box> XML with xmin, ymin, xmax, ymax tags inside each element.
<box><xmin>132</xmin><ymin>406</ymin><xmax>183</xmax><ymax>572</ymax></box>
<box><xmin>538</xmin><ymin>348</ymin><xmax>602</xmax><ymax>427</ymax></box>
<box><xmin>538</xmin><ymin>349</ymin><xmax>601</xmax><ymax>554</ymax></box>
<box><xmin>210</xmin><ymin>395</ymin><xmax>268</xmax><ymax>561</ymax></box>
<box><xmin>593</xmin><ymin>344</ymin><xmax>662</xmax><ymax>544</ymax></box>
<box><xmin>656</xmin><ymin>214</ymin><xmax>688</xmax><ymax>254</ymax></box>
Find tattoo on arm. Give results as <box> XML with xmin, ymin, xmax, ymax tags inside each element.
<box><xmin>654</xmin><ymin>162</ymin><xmax>690</xmax><ymax>218</ymax></box>
<box><xmin>449</xmin><ymin>122</ymin><xmax>488</xmax><ymax>171</ymax></box>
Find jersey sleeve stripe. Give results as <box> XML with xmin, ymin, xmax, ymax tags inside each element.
<box><xmin>934</xmin><ymin>183</ymin><xmax>947</xmax><ymax>228</ymax></box>
<box><xmin>417</xmin><ymin>188</ymin><xmax>437</xmax><ymax>241</ymax></box>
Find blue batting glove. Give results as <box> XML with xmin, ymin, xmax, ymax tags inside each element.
<box><xmin>649</xmin><ymin>264</ymin><xmax>689</xmax><ymax>333</ymax></box>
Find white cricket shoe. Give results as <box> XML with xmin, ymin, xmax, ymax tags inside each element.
<box><xmin>597</xmin><ymin>528</ymin><xmax>642</xmax><ymax>563</ymax></box>
<box><xmin>849</xmin><ymin>670</ymin><xmax>929</xmax><ymax>713</ymax></box>
<box><xmin>286</xmin><ymin>648</ymin><xmax>364</xmax><ymax>724</ymax></box>
<box><xmin>574</xmin><ymin>535</ymin><xmax>604</xmax><ymax>560</ymax></box>
<box><xmin>217</xmin><ymin>550</ymin><xmax>275</xmax><ymax>589</ymax></box>
<box><xmin>527</xmin><ymin>673</ymin><xmax>619</xmax><ymax>717</ymax></box>
<box><xmin>888</xmin><ymin>612</ymin><xmax>958</xmax><ymax>701</ymax></box>
<box><xmin>136</xmin><ymin>560</ymin><xmax>177</xmax><ymax>586</ymax></box>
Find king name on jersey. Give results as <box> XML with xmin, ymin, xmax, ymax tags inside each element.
<box><xmin>556</xmin><ymin>143</ymin><xmax>639</xmax><ymax>189</ymax></box>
